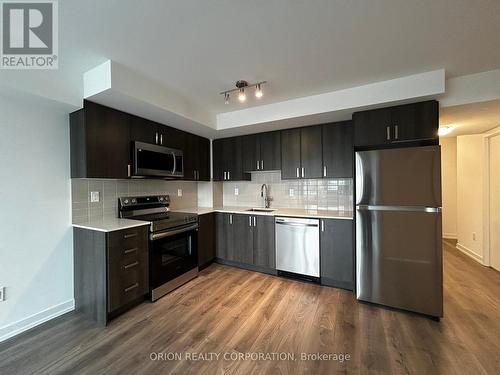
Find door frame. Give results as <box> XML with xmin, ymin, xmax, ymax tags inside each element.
<box><xmin>483</xmin><ymin>129</ymin><xmax>500</xmax><ymax>267</ymax></box>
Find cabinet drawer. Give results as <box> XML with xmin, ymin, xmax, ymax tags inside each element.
<box><xmin>108</xmin><ymin>251</ymin><xmax>148</xmax><ymax>312</ymax></box>
<box><xmin>108</xmin><ymin>226</ymin><xmax>148</xmax><ymax>251</ymax></box>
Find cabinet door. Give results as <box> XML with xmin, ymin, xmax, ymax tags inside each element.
<box><xmin>320</xmin><ymin>219</ymin><xmax>354</xmax><ymax>290</ymax></box>
<box><xmin>260</xmin><ymin>131</ymin><xmax>281</xmax><ymax>171</ymax></box>
<box><xmin>391</xmin><ymin>101</ymin><xmax>438</xmax><ymax>143</ymax></box>
<box><xmin>160</xmin><ymin>126</ymin><xmax>185</xmax><ymax>149</ymax></box>
<box><xmin>216</xmin><ymin>213</ymin><xmax>234</xmax><ymax>260</ymax></box>
<box><xmin>197</xmin><ymin>137</ymin><xmax>211</xmax><ymax>181</ymax></box>
<box><xmin>281</xmin><ymin>128</ymin><xmax>301</xmax><ymax>179</ymax></box>
<box><xmin>130</xmin><ymin>116</ymin><xmax>159</xmax><ymax>145</ymax></box>
<box><xmin>322</xmin><ymin>121</ymin><xmax>353</xmax><ymax>178</ymax></box>
<box><xmin>253</xmin><ymin>215</ymin><xmax>275</xmax><ymax>269</ymax></box>
<box><xmin>212</xmin><ymin>139</ymin><xmax>224</xmax><ymax>181</ymax></box>
<box><xmin>198</xmin><ymin>213</ymin><xmax>215</xmax><ymax>269</ymax></box>
<box><xmin>227</xmin><ymin>137</ymin><xmax>249</xmax><ymax>181</ymax></box>
<box><xmin>183</xmin><ymin>133</ymin><xmax>198</xmax><ymax>180</ymax></box>
<box><xmin>233</xmin><ymin>214</ymin><xmax>254</xmax><ymax>264</ymax></box>
<box><xmin>353</xmin><ymin>108</ymin><xmax>392</xmax><ymax>147</ymax></box>
<box><xmin>242</xmin><ymin>134</ymin><xmax>260</xmax><ymax>172</ymax></box>
<box><xmin>300</xmin><ymin>125</ymin><xmax>323</xmax><ymax>178</ymax></box>
<box><xmin>85</xmin><ymin>101</ymin><xmax>131</xmax><ymax>179</ymax></box>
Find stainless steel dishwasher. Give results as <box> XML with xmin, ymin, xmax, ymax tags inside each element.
<box><xmin>275</xmin><ymin>217</ymin><xmax>320</xmax><ymax>279</ymax></box>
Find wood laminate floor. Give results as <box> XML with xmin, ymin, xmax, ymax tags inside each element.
<box><xmin>1</xmin><ymin>240</ymin><xmax>500</xmax><ymax>375</ymax></box>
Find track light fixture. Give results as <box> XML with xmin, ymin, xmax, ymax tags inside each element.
<box><xmin>220</xmin><ymin>80</ymin><xmax>267</xmax><ymax>104</ymax></box>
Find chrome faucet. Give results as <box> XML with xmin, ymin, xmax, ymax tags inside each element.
<box><xmin>261</xmin><ymin>184</ymin><xmax>272</xmax><ymax>208</ymax></box>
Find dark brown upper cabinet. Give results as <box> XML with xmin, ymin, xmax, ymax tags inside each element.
<box><xmin>322</xmin><ymin>121</ymin><xmax>353</xmax><ymax>178</ymax></box>
<box><xmin>353</xmin><ymin>100</ymin><xmax>438</xmax><ymax>148</ymax></box>
<box><xmin>184</xmin><ymin>134</ymin><xmax>210</xmax><ymax>181</ymax></box>
<box><xmin>70</xmin><ymin>100</ymin><xmax>132</xmax><ymax>179</ymax></box>
<box><xmin>70</xmin><ymin>100</ymin><xmax>210</xmax><ymax>180</ymax></box>
<box><xmin>281</xmin><ymin>126</ymin><xmax>323</xmax><ymax>179</ymax></box>
<box><xmin>242</xmin><ymin>131</ymin><xmax>281</xmax><ymax>172</ymax></box>
<box><xmin>213</xmin><ymin>137</ymin><xmax>250</xmax><ymax>181</ymax></box>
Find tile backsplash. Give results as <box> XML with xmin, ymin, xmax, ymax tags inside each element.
<box><xmin>71</xmin><ymin>179</ymin><xmax>198</xmax><ymax>223</ymax></box>
<box><xmin>223</xmin><ymin>172</ymin><xmax>353</xmax><ymax>211</ymax></box>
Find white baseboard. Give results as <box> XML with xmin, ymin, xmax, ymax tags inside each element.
<box><xmin>456</xmin><ymin>243</ymin><xmax>484</xmax><ymax>264</ymax></box>
<box><xmin>0</xmin><ymin>299</ymin><xmax>74</xmax><ymax>343</ymax></box>
<box><xmin>442</xmin><ymin>233</ymin><xmax>457</xmax><ymax>240</ymax></box>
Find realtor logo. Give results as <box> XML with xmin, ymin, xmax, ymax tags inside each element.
<box><xmin>1</xmin><ymin>0</ymin><xmax>58</xmax><ymax>69</ymax></box>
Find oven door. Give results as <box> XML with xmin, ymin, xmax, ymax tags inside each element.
<box><xmin>149</xmin><ymin>224</ymin><xmax>198</xmax><ymax>292</ymax></box>
<box><xmin>133</xmin><ymin>141</ymin><xmax>184</xmax><ymax>178</ymax></box>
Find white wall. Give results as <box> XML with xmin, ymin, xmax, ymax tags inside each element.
<box><xmin>440</xmin><ymin>137</ymin><xmax>457</xmax><ymax>238</ymax></box>
<box><xmin>0</xmin><ymin>94</ymin><xmax>74</xmax><ymax>342</ymax></box>
<box><xmin>456</xmin><ymin>135</ymin><xmax>485</xmax><ymax>263</ymax></box>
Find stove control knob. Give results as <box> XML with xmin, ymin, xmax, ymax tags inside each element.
<box><xmin>123</xmin><ymin>199</ymin><xmax>129</xmax><ymax>205</ymax></box>
<box><xmin>131</xmin><ymin>198</ymin><xmax>137</xmax><ymax>204</ymax></box>
<box><xmin>159</xmin><ymin>197</ymin><xmax>164</xmax><ymax>201</ymax></box>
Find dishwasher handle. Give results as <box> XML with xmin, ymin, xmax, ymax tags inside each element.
<box><xmin>275</xmin><ymin>221</ymin><xmax>318</xmax><ymax>227</ymax></box>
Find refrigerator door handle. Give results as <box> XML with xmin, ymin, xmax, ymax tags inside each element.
<box><xmin>356</xmin><ymin>204</ymin><xmax>441</xmax><ymax>213</ymax></box>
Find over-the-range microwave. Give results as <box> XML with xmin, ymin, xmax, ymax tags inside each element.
<box><xmin>132</xmin><ymin>141</ymin><xmax>183</xmax><ymax>178</ymax></box>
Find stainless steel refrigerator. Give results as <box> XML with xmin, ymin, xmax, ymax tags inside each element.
<box><xmin>355</xmin><ymin>145</ymin><xmax>443</xmax><ymax>318</ymax></box>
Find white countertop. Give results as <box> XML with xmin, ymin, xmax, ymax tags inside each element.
<box><xmin>176</xmin><ymin>206</ymin><xmax>353</xmax><ymax>220</ymax></box>
<box><xmin>72</xmin><ymin>217</ymin><xmax>151</xmax><ymax>233</ymax></box>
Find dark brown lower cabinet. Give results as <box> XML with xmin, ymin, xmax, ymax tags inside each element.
<box><xmin>198</xmin><ymin>213</ymin><xmax>215</xmax><ymax>269</ymax></box>
<box><xmin>74</xmin><ymin>225</ymin><xmax>149</xmax><ymax>325</ymax></box>
<box><xmin>215</xmin><ymin>213</ymin><xmax>275</xmax><ymax>272</ymax></box>
<box><xmin>216</xmin><ymin>213</ymin><xmax>234</xmax><ymax>261</ymax></box>
<box><xmin>253</xmin><ymin>215</ymin><xmax>275</xmax><ymax>269</ymax></box>
<box><xmin>320</xmin><ymin>219</ymin><xmax>354</xmax><ymax>290</ymax></box>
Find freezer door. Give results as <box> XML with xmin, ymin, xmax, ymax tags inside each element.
<box><xmin>356</xmin><ymin>146</ymin><xmax>441</xmax><ymax>207</ymax></box>
<box><xmin>356</xmin><ymin>207</ymin><xmax>443</xmax><ymax>317</ymax></box>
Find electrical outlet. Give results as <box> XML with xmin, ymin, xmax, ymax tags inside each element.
<box><xmin>289</xmin><ymin>188</ymin><xmax>294</xmax><ymax>197</ymax></box>
<box><xmin>0</xmin><ymin>286</ymin><xmax>5</xmax><ymax>302</ymax></box>
<box><xmin>473</xmin><ymin>232</ymin><xmax>476</xmax><ymax>241</ymax></box>
<box><xmin>177</xmin><ymin>189</ymin><xmax>183</xmax><ymax>197</ymax></box>
<box><xmin>234</xmin><ymin>188</ymin><xmax>239</xmax><ymax>196</ymax></box>
<box><xmin>90</xmin><ymin>191</ymin><xmax>100</xmax><ymax>203</ymax></box>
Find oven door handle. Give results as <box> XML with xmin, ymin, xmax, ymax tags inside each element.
<box><xmin>150</xmin><ymin>223</ymin><xmax>198</xmax><ymax>241</ymax></box>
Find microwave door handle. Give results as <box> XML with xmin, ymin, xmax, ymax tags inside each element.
<box><xmin>172</xmin><ymin>151</ymin><xmax>176</xmax><ymax>174</ymax></box>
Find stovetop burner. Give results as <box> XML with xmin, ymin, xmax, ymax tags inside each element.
<box><xmin>118</xmin><ymin>195</ymin><xmax>197</xmax><ymax>232</ymax></box>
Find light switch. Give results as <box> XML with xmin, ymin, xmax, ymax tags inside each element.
<box><xmin>90</xmin><ymin>191</ymin><xmax>100</xmax><ymax>202</ymax></box>
<box><xmin>289</xmin><ymin>188</ymin><xmax>294</xmax><ymax>197</ymax></box>
<box><xmin>177</xmin><ymin>189</ymin><xmax>183</xmax><ymax>197</ymax></box>
<box><xmin>234</xmin><ymin>188</ymin><xmax>239</xmax><ymax>196</ymax></box>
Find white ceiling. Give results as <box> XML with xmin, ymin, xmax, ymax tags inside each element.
<box><xmin>1</xmin><ymin>0</ymin><xmax>499</xmax><ymax>115</ymax></box>
<box><xmin>440</xmin><ymin>100</ymin><xmax>500</xmax><ymax>136</ymax></box>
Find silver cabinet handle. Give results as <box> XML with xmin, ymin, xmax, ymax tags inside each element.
<box><xmin>223</xmin><ymin>171</ymin><xmax>227</xmax><ymax>180</ymax></box>
<box><xmin>127</xmin><ymin>164</ymin><xmax>131</xmax><ymax>177</ymax></box>
<box><xmin>124</xmin><ymin>247</ymin><xmax>138</xmax><ymax>255</ymax></box>
<box><xmin>261</xmin><ymin>160</ymin><xmax>264</xmax><ymax>170</ymax></box>
<box><xmin>301</xmin><ymin>168</ymin><xmax>305</xmax><ymax>178</ymax></box>
<box><xmin>296</xmin><ymin>167</ymin><xmax>300</xmax><ymax>178</ymax></box>
<box><xmin>124</xmin><ymin>232</ymin><xmax>137</xmax><ymax>239</ymax></box>
<box><xmin>386</xmin><ymin>126</ymin><xmax>391</xmax><ymax>140</ymax></box>
<box><xmin>155</xmin><ymin>132</ymin><xmax>159</xmax><ymax>144</ymax></box>
<box><xmin>321</xmin><ymin>220</ymin><xmax>325</xmax><ymax>232</ymax></box>
<box><xmin>123</xmin><ymin>261</ymin><xmax>139</xmax><ymax>270</ymax></box>
<box><xmin>229</xmin><ymin>214</ymin><xmax>233</xmax><ymax>224</ymax></box>
<box><xmin>394</xmin><ymin>125</ymin><xmax>399</xmax><ymax>140</ymax></box>
<box><xmin>257</xmin><ymin>160</ymin><xmax>260</xmax><ymax>170</ymax></box>
<box><xmin>323</xmin><ymin>165</ymin><xmax>327</xmax><ymax>177</ymax></box>
<box><xmin>249</xmin><ymin>216</ymin><xmax>252</xmax><ymax>226</ymax></box>
<box><xmin>228</xmin><ymin>171</ymin><xmax>231</xmax><ymax>180</ymax></box>
<box><xmin>253</xmin><ymin>216</ymin><xmax>256</xmax><ymax>226</ymax></box>
<box><xmin>160</xmin><ymin>133</ymin><xmax>163</xmax><ymax>145</ymax></box>
<box><xmin>124</xmin><ymin>283</ymin><xmax>139</xmax><ymax>293</ymax></box>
